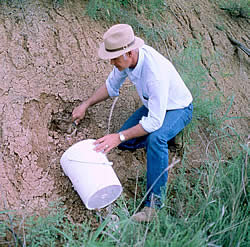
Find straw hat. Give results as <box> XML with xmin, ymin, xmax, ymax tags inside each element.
<box><xmin>98</xmin><ymin>24</ymin><xmax>144</xmax><ymax>60</ymax></box>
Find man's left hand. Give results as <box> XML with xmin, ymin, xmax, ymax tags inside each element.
<box><xmin>94</xmin><ymin>133</ymin><xmax>121</xmax><ymax>153</ymax></box>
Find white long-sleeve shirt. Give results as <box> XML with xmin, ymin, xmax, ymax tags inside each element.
<box><xmin>105</xmin><ymin>45</ymin><xmax>193</xmax><ymax>133</ymax></box>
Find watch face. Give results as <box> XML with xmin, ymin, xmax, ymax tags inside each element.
<box><xmin>119</xmin><ymin>132</ymin><xmax>125</xmax><ymax>142</ymax></box>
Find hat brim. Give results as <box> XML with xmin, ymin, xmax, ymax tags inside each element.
<box><xmin>98</xmin><ymin>36</ymin><xmax>144</xmax><ymax>60</ymax></box>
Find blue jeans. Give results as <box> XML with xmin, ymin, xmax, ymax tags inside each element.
<box><xmin>118</xmin><ymin>103</ymin><xmax>193</xmax><ymax>208</ymax></box>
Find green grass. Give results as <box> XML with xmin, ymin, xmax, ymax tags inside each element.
<box><xmin>172</xmin><ymin>39</ymin><xmax>226</xmax><ymax>143</ymax></box>
<box><xmin>0</xmin><ymin>0</ymin><xmax>65</xmax><ymax>6</ymax></box>
<box><xmin>217</xmin><ymin>0</ymin><xmax>250</xmax><ymax>18</ymax></box>
<box><xmin>85</xmin><ymin>0</ymin><xmax>167</xmax><ymax>22</ymax></box>
<box><xmin>85</xmin><ymin>0</ymin><xmax>168</xmax><ymax>45</ymax></box>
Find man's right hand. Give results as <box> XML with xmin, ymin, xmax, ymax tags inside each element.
<box><xmin>72</xmin><ymin>102</ymin><xmax>88</xmax><ymax>125</ymax></box>
<box><xmin>72</xmin><ymin>83</ymin><xmax>110</xmax><ymax>125</ymax></box>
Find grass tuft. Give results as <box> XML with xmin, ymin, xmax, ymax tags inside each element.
<box><xmin>218</xmin><ymin>0</ymin><xmax>250</xmax><ymax>18</ymax></box>
<box><xmin>85</xmin><ymin>0</ymin><xmax>167</xmax><ymax>44</ymax></box>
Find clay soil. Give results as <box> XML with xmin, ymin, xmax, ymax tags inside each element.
<box><xmin>0</xmin><ymin>0</ymin><xmax>249</xmax><ymax>225</ymax></box>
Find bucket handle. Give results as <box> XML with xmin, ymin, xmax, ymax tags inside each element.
<box><xmin>68</xmin><ymin>159</ymin><xmax>113</xmax><ymax>166</ymax></box>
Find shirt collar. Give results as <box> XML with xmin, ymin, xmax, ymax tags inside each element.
<box><xmin>127</xmin><ymin>47</ymin><xmax>144</xmax><ymax>80</ymax></box>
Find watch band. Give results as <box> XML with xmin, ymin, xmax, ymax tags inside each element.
<box><xmin>119</xmin><ymin>132</ymin><xmax>126</xmax><ymax>142</ymax></box>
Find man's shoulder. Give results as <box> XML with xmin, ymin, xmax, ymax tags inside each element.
<box><xmin>141</xmin><ymin>45</ymin><xmax>168</xmax><ymax>62</ymax></box>
<box><xmin>141</xmin><ymin>44</ymin><xmax>156</xmax><ymax>53</ymax></box>
<box><xmin>141</xmin><ymin>45</ymin><xmax>170</xmax><ymax>69</ymax></box>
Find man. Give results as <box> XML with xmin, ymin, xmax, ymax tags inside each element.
<box><xmin>72</xmin><ymin>24</ymin><xmax>193</xmax><ymax>222</ymax></box>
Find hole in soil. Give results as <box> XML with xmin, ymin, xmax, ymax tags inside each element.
<box><xmin>49</xmin><ymin>103</ymin><xmax>74</xmax><ymax>133</ymax></box>
<box><xmin>49</xmin><ymin>100</ymin><xmax>91</xmax><ymax>136</ymax></box>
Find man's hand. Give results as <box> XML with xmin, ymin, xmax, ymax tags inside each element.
<box><xmin>72</xmin><ymin>83</ymin><xmax>110</xmax><ymax>125</ymax></box>
<box><xmin>94</xmin><ymin>124</ymin><xmax>147</xmax><ymax>153</ymax></box>
<box><xmin>72</xmin><ymin>102</ymin><xmax>88</xmax><ymax>125</ymax></box>
<box><xmin>94</xmin><ymin>133</ymin><xmax>121</xmax><ymax>153</ymax></box>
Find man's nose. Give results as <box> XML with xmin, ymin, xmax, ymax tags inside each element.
<box><xmin>110</xmin><ymin>59</ymin><xmax>115</xmax><ymax>65</ymax></box>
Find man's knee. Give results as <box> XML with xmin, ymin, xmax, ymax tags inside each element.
<box><xmin>146</xmin><ymin>131</ymin><xmax>177</xmax><ymax>150</ymax></box>
<box><xmin>146</xmin><ymin>132</ymin><xmax>164</xmax><ymax>147</ymax></box>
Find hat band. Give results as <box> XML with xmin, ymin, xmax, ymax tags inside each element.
<box><xmin>105</xmin><ymin>39</ymin><xmax>135</xmax><ymax>52</ymax></box>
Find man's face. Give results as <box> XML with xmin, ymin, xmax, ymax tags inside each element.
<box><xmin>110</xmin><ymin>54</ymin><xmax>131</xmax><ymax>71</ymax></box>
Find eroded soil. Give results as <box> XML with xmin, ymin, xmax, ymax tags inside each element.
<box><xmin>0</xmin><ymin>0</ymin><xmax>249</xmax><ymax>224</ymax></box>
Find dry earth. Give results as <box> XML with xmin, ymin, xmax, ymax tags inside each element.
<box><xmin>0</xmin><ymin>0</ymin><xmax>249</xmax><ymax>225</ymax></box>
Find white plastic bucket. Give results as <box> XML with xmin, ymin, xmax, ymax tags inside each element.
<box><xmin>60</xmin><ymin>139</ymin><xmax>123</xmax><ymax>210</ymax></box>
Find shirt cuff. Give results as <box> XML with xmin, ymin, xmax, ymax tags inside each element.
<box><xmin>139</xmin><ymin>116</ymin><xmax>162</xmax><ymax>133</ymax></box>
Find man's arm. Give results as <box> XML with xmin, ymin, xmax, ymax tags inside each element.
<box><xmin>72</xmin><ymin>83</ymin><xmax>110</xmax><ymax>124</ymax></box>
<box><xmin>121</xmin><ymin>124</ymin><xmax>148</xmax><ymax>141</ymax></box>
<box><xmin>85</xmin><ymin>83</ymin><xmax>110</xmax><ymax>107</ymax></box>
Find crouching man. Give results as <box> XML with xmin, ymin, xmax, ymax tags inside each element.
<box><xmin>72</xmin><ymin>24</ymin><xmax>193</xmax><ymax>222</ymax></box>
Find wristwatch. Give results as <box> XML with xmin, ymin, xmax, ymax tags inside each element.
<box><xmin>119</xmin><ymin>132</ymin><xmax>126</xmax><ymax>142</ymax></box>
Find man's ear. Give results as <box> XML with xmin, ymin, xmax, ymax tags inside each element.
<box><xmin>127</xmin><ymin>51</ymin><xmax>132</xmax><ymax>57</ymax></box>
